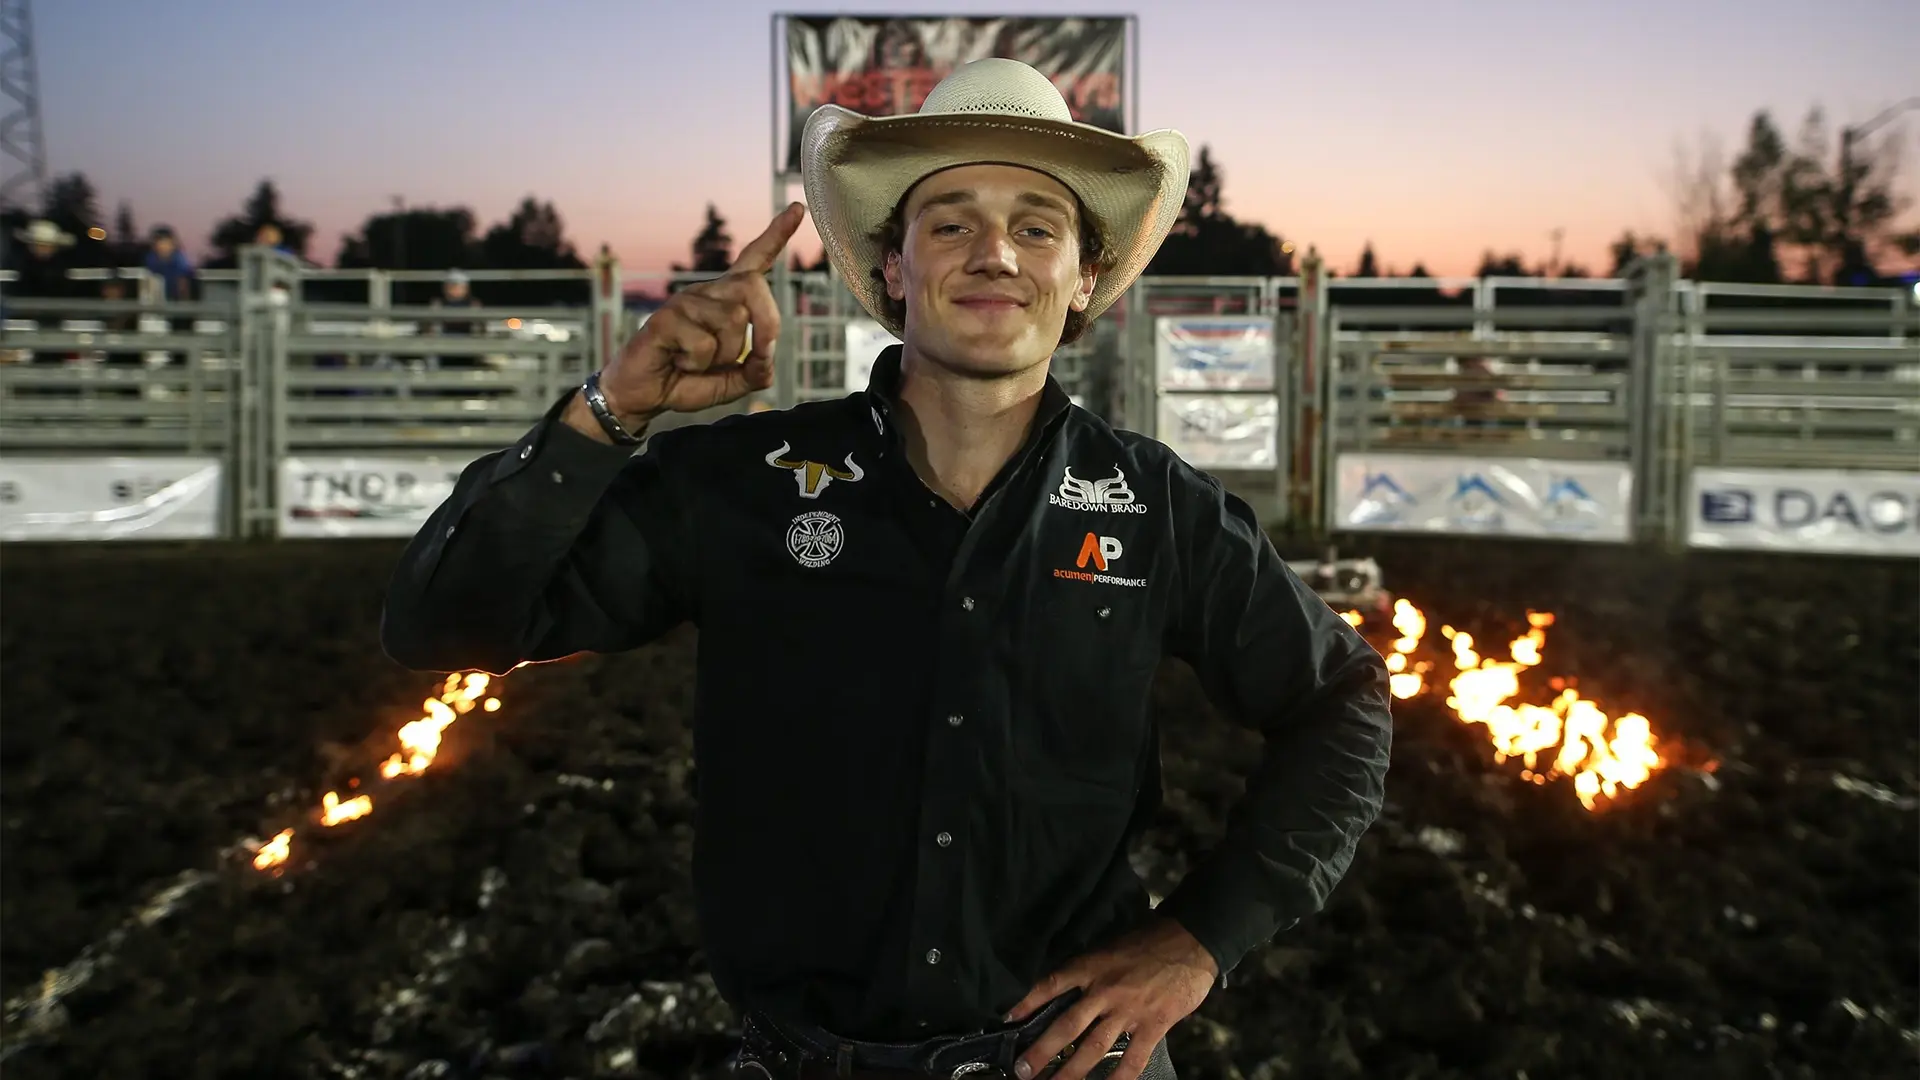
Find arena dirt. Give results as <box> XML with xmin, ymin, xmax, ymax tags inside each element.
<box><xmin>1</xmin><ymin>535</ymin><xmax>1914</xmax><ymax>1080</ymax></box>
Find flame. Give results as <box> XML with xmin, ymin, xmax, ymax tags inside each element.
<box><xmin>321</xmin><ymin>790</ymin><xmax>373</xmax><ymax>825</ymax></box>
<box><xmin>382</xmin><ymin>673</ymin><xmax>492</xmax><ymax>779</ymax></box>
<box><xmin>251</xmin><ymin>667</ymin><xmax>520</xmax><ymax>871</ymax></box>
<box><xmin>1362</xmin><ymin>602</ymin><xmax>1663</xmax><ymax>810</ymax></box>
<box><xmin>252</xmin><ymin>828</ymin><xmax>293</xmax><ymax>871</ymax></box>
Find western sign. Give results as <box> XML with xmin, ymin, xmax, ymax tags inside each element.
<box><xmin>782</xmin><ymin>16</ymin><xmax>1127</xmax><ymax>173</ymax></box>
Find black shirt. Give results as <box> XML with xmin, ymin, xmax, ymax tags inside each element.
<box><xmin>380</xmin><ymin>346</ymin><xmax>1392</xmax><ymax>1040</ymax></box>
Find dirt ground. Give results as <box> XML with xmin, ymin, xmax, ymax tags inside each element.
<box><xmin>1</xmin><ymin>534</ymin><xmax>1914</xmax><ymax>1080</ymax></box>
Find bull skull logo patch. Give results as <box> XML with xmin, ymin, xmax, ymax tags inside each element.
<box><xmin>766</xmin><ymin>441</ymin><xmax>865</xmax><ymax>498</ymax></box>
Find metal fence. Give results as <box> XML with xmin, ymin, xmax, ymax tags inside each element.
<box><xmin>4</xmin><ymin>248</ymin><xmax>1916</xmax><ymax>556</ymax></box>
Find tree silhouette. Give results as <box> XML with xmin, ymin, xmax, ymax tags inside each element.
<box><xmin>1670</xmin><ymin>106</ymin><xmax>1917</xmax><ymax>284</ymax></box>
<box><xmin>206</xmin><ymin>180</ymin><xmax>314</xmax><ymax>268</ymax></box>
<box><xmin>33</xmin><ymin>173</ymin><xmax>110</xmax><ymax>268</ymax></box>
<box><xmin>113</xmin><ymin>202</ymin><xmax>137</xmax><ymax>246</ymax></box>
<box><xmin>675</xmin><ymin>204</ymin><xmax>733</xmax><ymax>273</ymax></box>
<box><xmin>40</xmin><ymin>173</ymin><xmax>101</xmax><ymax>236</ymax></box>
<box><xmin>338</xmin><ymin>206</ymin><xmax>483</xmax><ymax>304</ymax></box>
<box><xmin>1146</xmin><ymin>145</ymin><xmax>1293</xmax><ymax>276</ymax></box>
<box><xmin>1407</xmin><ymin>262</ymin><xmax>1432</xmax><ymax>278</ymax></box>
<box><xmin>1475</xmin><ymin>251</ymin><xmax>1533</xmax><ymax>277</ymax></box>
<box><xmin>1355</xmin><ymin>242</ymin><xmax>1379</xmax><ymax>278</ymax></box>
<box><xmin>476</xmin><ymin>197</ymin><xmax>587</xmax><ymax>305</ymax></box>
<box><xmin>1608</xmin><ymin>230</ymin><xmax>1669</xmax><ymax>276</ymax></box>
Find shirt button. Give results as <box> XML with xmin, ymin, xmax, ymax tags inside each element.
<box><xmin>550</xmin><ymin>470</ymin><xmax>564</xmax><ymax>484</ymax></box>
<box><xmin>961</xmin><ymin>596</ymin><xmax>975</xmax><ymax>611</ymax></box>
<box><xmin>947</xmin><ymin>714</ymin><xmax>963</xmax><ymax>727</ymax></box>
<box><xmin>445</xmin><ymin>525</ymin><xmax>456</xmax><ymax>538</ymax></box>
<box><xmin>935</xmin><ymin>831</ymin><xmax>952</xmax><ymax>847</ymax></box>
<box><xmin>519</xmin><ymin>444</ymin><xmax>533</xmax><ymax>460</ymax></box>
<box><xmin>925</xmin><ymin>949</ymin><xmax>941</xmax><ymax>965</ymax></box>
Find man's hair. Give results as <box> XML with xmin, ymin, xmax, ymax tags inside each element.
<box><xmin>867</xmin><ymin>189</ymin><xmax>1115</xmax><ymax>346</ymax></box>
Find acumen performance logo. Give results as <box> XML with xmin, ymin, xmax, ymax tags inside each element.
<box><xmin>1053</xmin><ymin>531</ymin><xmax>1147</xmax><ymax>587</ymax></box>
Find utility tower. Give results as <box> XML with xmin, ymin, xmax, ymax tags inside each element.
<box><xmin>0</xmin><ymin>0</ymin><xmax>48</xmax><ymax>212</ymax></box>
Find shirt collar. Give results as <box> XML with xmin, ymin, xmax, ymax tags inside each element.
<box><xmin>862</xmin><ymin>344</ymin><xmax>1074</xmax><ymax>455</ymax></box>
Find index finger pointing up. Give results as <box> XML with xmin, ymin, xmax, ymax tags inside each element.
<box><xmin>730</xmin><ymin>202</ymin><xmax>808</xmax><ymax>276</ymax></box>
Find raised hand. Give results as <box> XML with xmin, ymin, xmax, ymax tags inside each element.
<box><xmin>585</xmin><ymin>201</ymin><xmax>807</xmax><ymax>432</ymax></box>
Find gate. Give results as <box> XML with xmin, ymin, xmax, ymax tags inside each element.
<box><xmin>5</xmin><ymin>250</ymin><xmax>1915</xmax><ymax>555</ymax></box>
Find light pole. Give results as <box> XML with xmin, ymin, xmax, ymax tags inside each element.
<box><xmin>1835</xmin><ymin>98</ymin><xmax>1919</xmax><ymax>283</ymax></box>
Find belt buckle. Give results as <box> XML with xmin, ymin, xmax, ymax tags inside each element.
<box><xmin>949</xmin><ymin>1063</ymin><xmax>1002</xmax><ymax>1080</ymax></box>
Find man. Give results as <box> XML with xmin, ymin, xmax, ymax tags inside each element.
<box><xmin>145</xmin><ymin>225</ymin><xmax>196</xmax><ymax>302</ymax></box>
<box><xmin>382</xmin><ymin>59</ymin><xmax>1391</xmax><ymax>1080</ymax></box>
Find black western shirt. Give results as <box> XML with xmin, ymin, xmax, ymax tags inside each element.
<box><xmin>381</xmin><ymin>346</ymin><xmax>1393</xmax><ymax>1040</ymax></box>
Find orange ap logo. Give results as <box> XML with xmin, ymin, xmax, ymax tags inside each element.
<box><xmin>1076</xmin><ymin>532</ymin><xmax>1124</xmax><ymax>571</ymax></box>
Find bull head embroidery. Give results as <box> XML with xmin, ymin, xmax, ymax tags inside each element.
<box><xmin>765</xmin><ymin>441</ymin><xmax>865</xmax><ymax>498</ymax></box>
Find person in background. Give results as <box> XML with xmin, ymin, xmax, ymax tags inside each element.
<box><xmin>144</xmin><ymin>225</ymin><xmax>196</xmax><ymax>302</ymax></box>
<box><xmin>431</xmin><ymin>269</ymin><xmax>484</xmax><ymax>340</ymax></box>
<box><xmin>6</xmin><ymin>219</ymin><xmax>79</xmax><ymax>364</ymax></box>
<box><xmin>254</xmin><ymin>221</ymin><xmax>296</xmax><ymax>258</ymax></box>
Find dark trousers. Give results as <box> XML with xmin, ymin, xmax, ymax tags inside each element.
<box><xmin>732</xmin><ymin>1001</ymin><xmax>1178</xmax><ymax>1080</ymax></box>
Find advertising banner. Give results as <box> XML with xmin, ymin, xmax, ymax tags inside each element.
<box><xmin>1155</xmin><ymin>316</ymin><xmax>1275</xmax><ymax>391</ymax></box>
<box><xmin>783</xmin><ymin>16</ymin><xmax>1127</xmax><ymax>173</ymax></box>
<box><xmin>844</xmin><ymin>318</ymin><xmax>901</xmax><ymax>391</ymax></box>
<box><xmin>1688</xmin><ymin>467</ymin><xmax>1920</xmax><ymax>557</ymax></box>
<box><xmin>279</xmin><ymin>454</ymin><xmax>486</xmax><ymax>538</ymax></box>
<box><xmin>1334</xmin><ymin>452</ymin><xmax>1633</xmax><ymax>541</ymax></box>
<box><xmin>1156</xmin><ymin>395</ymin><xmax>1279</xmax><ymax>470</ymax></box>
<box><xmin>0</xmin><ymin>455</ymin><xmax>225</xmax><ymax>541</ymax></box>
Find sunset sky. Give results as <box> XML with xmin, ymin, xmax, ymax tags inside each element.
<box><xmin>38</xmin><ymin>0</ymin><xmax>1918</xmax><ymax>284</ymax></box>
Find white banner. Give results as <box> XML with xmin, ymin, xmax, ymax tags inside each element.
<box><xmin>1688</xmin><ymin>467</ymin><xmax>1920</xmax><ymax>557</ymax></box>
<box><xmin>279</xmin><ymin>454</ymin><xmax>485</xmax><ymax>538</ymax></box>
<box><xmin>1335</xmin><ymin>452</ymin><xmax>1633</xmax><ymax>541</ymax></box>
<box><xmin>1155</xmin><ymin>316</ymin><xmax>1275</xmax><ymax>391</ymax></box>
<box><xmin>0</xmin><ymin>455</ymin><xmax>225</xmax><ymax>541</ymax></box>
<box><xmin>844</xmin><ymin>318</ymin><xmax>901</xmax><ymax>391</ymax></box>
<box><xmin>1156</xmin><ymin>394</ymin><xmax>1279</xmax><ymax>470</ymax></box>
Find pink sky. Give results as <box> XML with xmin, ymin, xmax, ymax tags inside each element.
<box><xmin>38</xmin><ymin>0</ymin><xmax>1920</xmax><ymax>283</ymax></box>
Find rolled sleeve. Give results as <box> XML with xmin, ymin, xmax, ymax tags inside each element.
<box><xmin>1154</xmin><ymin>469</ymin><xmax>1393</xmax><ymax>982</ymax></box>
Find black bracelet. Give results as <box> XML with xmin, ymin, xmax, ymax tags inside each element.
<box><xmin>581</xmin><ymin>371</ymin><xmax>646</xmax><ymax>445</ymax></box>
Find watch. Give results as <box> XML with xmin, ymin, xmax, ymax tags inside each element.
<box><xmin>580</xmin><ymin>371</ymin><xmax>646</xmax><ymax>445</ymax></box>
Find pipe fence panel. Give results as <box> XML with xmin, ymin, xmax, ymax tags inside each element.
<box><xmin>4</xmin><ymin>250</ymin><xmax>1913</xmax><ymax>554</ymax></box>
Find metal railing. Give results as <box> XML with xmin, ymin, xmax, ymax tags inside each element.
<box><xmin>3</xmin><ymin>248</ymin><xmax>1915</xmax><ymax>551</ymax></box>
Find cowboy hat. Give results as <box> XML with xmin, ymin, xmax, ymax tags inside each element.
<box><xmin>800</xmin><ymin>57</ymin><xmax>1190</xmax><ymax>337</ymax></box>
<box><xmin>14</xmin><ymin>219</ymin><xmax>75</xmax><ymax>247</ymax></box>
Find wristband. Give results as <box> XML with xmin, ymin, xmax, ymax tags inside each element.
<box><xmin>581</xmin><ymin>371</ymin><xmax>646</xmax><ymax>445</ymax></box>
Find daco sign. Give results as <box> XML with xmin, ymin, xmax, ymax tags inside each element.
<box><xmin>1688</xmin><ymin>467</ymin><xmax>1920</xmax><ymax>557</ymax></box>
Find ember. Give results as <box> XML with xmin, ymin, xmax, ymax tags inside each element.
<box><xmin>1345</xmin><ymin>600</ymin><xmax>1663</xmax><ymax>810</ymax></box>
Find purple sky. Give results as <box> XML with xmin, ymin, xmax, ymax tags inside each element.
<box><xmin>39</xmin><ymin>0</ymin><xmax>1919</xmax><ymax>284</ymax></box>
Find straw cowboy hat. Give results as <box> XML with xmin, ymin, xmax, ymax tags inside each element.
<box><xmin>800</xmin><ymin>57</ymin><xmax>1190</xmax><ymax>337</ymax></box>
<box><xmin>14</xmin><ymin>219</ymin><xmax>75</xmax><ymax>247</ymax></box>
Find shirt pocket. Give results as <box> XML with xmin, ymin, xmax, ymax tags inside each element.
<box><xmin>1011</xmin><ymin>586</ymin><xmax>1162</xmax><ymax>802</ymax></box>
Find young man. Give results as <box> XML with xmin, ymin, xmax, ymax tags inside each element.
<box><xmin>382</xmin><ymin>59</ymin><xmax>1391</xmax><ymax>1080</ymax></box>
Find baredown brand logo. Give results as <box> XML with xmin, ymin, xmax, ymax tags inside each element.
<box><xmin>1351</xmin><ymin>472</ymin><xmax>1414</xmax><ymax>525</ymax></box>
<box><xmin>1049</xmin><ymin>467</ymin><xmax>1148</xmax><ymax>513</ymax></box>
<box><xmin>1053</xmin><ymin>531</ymin><xmax>1147</xmax><ymax>587</ymax></box>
